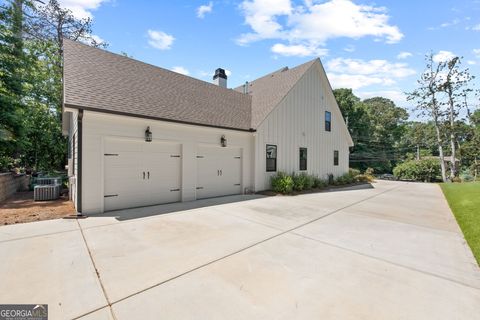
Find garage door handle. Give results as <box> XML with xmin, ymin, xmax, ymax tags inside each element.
<box><xmin>143</xmin><ymin>172</ymin><xmax>145</xmax><ymax>180</ymax></box>
<box><xmin>196</xmin><ymin>187</ymin><xmax>203</xmax><ymax>190</ymax></box>
<box><xmin>170</xmin><ymin>188</ymin><xmax>180</xmax><ymax>192</ymax></box>
<box><xmin>148</xmin><ymin>171</ymin><xmax>150</xmax><ymax>179</ymax></box>
<box><xmin>234</xmin><ymin>183</ymin><xmax>241</xmax><ymax>186</ymax></box>
<box><xmin>104</xmin><ymin>194</ymin><xmax>118</xmax><ymax>198</ymax></box>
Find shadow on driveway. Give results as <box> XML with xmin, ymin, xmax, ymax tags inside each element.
<box><xmin>81</xmin><ymin>183</ymin><xmax>375</xmax><ymax>222</ymax></box>
<box><xmin>85</xmin><ymin>194</ymin><xmax>266</xmax><ymax>221</ymax></box>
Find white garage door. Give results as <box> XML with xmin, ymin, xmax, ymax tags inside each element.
<box><xmin>196</xmin><ymin>146</ymin><xmax>242</xmax><ymax>199</ymax></box>
<box><xmin>104</xmin><ymin>138</ymin><xmax>181</xmax><ymax>211</ymax></box>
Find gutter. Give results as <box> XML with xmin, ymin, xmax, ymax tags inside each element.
<box><xmin>77</xmin><ymin>109</ymin><xmax>83</xmax><ymax>215</ymax></box>
<box><xmin>64</xmin><ymin>104</ymin><xmax>257</xmax><ymax>133</ymax></box>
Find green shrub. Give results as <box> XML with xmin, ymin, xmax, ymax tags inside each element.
<box><xmin>460</xmin><ymin>171</ymin><xmax>474</xmax><ymax>182</ymax></box>
<box><xmin>313</xmin><ymin>176</ymin><xmax>328</xmax><ymax>188</ymax></box>
<box><xmin>365</xmin><ymin>167</ymin><xmax>375</xmax><ymax>176</ymax></box>
<box><xmin>292</xmin><ymin>173</ymin><xmax>306</xmax><ymax>191</ymax></box>
<box><xmin>0</xmin><ymin>156</ymin><xmax>14</xmax><ymax>172</ymax></box>
<box><xmin>393</xmin><ymin>158</ymin><xmax>440</xmax><ymax>182</ymax></box>
<box><xmin>271</xmin><ymin>172</ymin><xmax>294</xmax><ymax>194</ymax></box>
<box><xmin>304</xmin><ymin>174</ymin><xmax>315</xmax><ymax>190</ymax></box>
<box><xmin>349</xmin><ymin>168</ymin><xmax>361</xmax><ymax>178</ymax></box>
<box><xmin>335</xmin><ymin>173</ymin><xmax>355</xmax><ymax>185</ymax></box>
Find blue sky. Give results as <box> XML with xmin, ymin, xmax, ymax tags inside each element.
<box><xmin>62</xmin><ymin>0</ymin><xmax>480</xmax><ymax>113</ymax></box>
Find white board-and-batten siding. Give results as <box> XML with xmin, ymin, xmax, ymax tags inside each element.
<box><xmin>80</xmin><ymin>111</ymin><xmax>254</xmax><ymax>214</ymax></box>
<box><xmin>253</xmin><ymin>63</ymin><xmax>351</xmax><ymax>191</ymax></box>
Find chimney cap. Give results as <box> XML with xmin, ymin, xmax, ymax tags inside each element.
<box><xmin>213</xmin><ymin>68</ymin><xmax>227</xmax><ymax>80</ymax></box>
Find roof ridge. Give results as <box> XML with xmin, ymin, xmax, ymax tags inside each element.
<box><xmin>62</xmin><ymin>38</ymin><xmax>249</xmax><ymax>98</ymax></box>
<box><xmin>234</xmin><ymin>58</ymin><xmax>318</xmax><ymax>91</ymax></box>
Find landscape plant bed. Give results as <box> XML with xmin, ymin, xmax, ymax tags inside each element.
<box><xmin>0</xmin><ymin>191</ymin><xmax>75</xmax><ymax>226</ymax></box>
<box><xmin>257</xmin><ymin>181</ymin><xmax>373</xmax><ymax>196</ymax></box>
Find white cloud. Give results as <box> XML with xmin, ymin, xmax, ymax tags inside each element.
<box><xmin>225</xmin><ymin>69</ymin><xmax>232</xmax><ymax>77</ymax></box>
<box><xmin>433</xmin><ymin>50</ymin><xmax>456</xmax><ymax>63</ymax></box>
<box><xmin>238</xmin><ymin>0</ymin><xmax>292</xmax><ymax>44</ymax></box>
<box><xmin>147</xmin><ymin>30</ymin><xmax>175</xmax><ymax>50</ymax></box>
<box><xmin>472</xmin><ymin>24</ymin><xmax>480</xmax><ymax>31</ymax></box>
<box><xmin>467</xmin><ymin>60</ymin><xmax>477</xmax><ymax>65</ymax></box>
<box><xmin>327</xmin><ymin>58</ymin><xmax>416</xmax><ymax>78</ymax></box>
<box><xmin>344</xmin><ymin>45</ymin><xmax>355</xmax><ymax>53</ymax></box>
<box><xmin>473</xmin><ymin>49</ymin><xmax>480</xmax><ymax>58</ymax></box>
<box><xmin>440</xmin><ymin>18</ymin><xmax>460</xmax><ymax>28</ymax></box>
<box><xmin>171</xmin><ymin>66</ymin><xmax>189</xmax><ymax>75</ymax></box>
<box><xmin>326</xmin><ymin>57</ymin><xmax>415</xmax><ymax>90</ymax></box>
<box><xmin>237</xmin><ymin>0</ymin><xmax>403</xmax><ymax>57</ymax></box>
<box><xmin>58</xmin><ymin>0</ymin><xmax>107</xmax><ymax>19</ymax></box>
<box><xmin>197</xmin><ymin>2</ymin><xmax>213</xmax><ymax>18</ymax></box>
<box><xmin>397</xmin><ymin>51</ymin><xmax>412</xmax><ymax>59</ymax></box>
<box><xmin>271</xmin><ymin>43</ymin><xmax>328</xmax><ymax>57</ymax></box>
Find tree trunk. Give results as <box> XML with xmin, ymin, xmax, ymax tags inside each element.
<box><xmin>448</xmin><ymin>95</ymin><xmax>457</xmax><ymax>178</ymax></box>
<box><xmin>434</xmin><ymin>119</ymin><xmax>447</xmax><ymax>182</ymax></box>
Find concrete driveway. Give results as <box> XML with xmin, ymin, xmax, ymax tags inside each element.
<box><xmin>1</xmin><ymin>181</ymin><xmax>479</xmax><ymax>319</ymax></box>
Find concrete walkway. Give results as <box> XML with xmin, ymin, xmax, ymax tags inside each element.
<box><xmin>0</xmin><ymin>181</ymin><xmax>479</xmax><ymax>319</ymax></box>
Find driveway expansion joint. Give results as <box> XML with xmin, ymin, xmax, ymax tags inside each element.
<box><xmin>76</xmin><ymin>219</ymin><xmax>118</xmax><ymax>320</ymax></box>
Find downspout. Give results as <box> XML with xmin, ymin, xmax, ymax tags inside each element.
<box><xmin>77</xmin><ymin>110</ymin><xmax>83</xmax><ymax>215</ymax></box>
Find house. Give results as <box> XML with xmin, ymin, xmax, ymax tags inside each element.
<box><xmin>62</xmin><ymin>39</ymin><xmax>353</xmax><ymax>214</ymax></box>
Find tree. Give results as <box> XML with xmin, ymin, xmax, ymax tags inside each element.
<box><xmin>28</xmin><ymin>0</ymin><xmax>106</xmax><ymax>64</ymax></box>
<box><xmin>0</xmin><ymin>0</ymin><xmax>105</xmax><ymax>172</ymax></box>
<box><xmin>334</xmin><ymin>89</ymin><xmax>410</xmax><ymax>173</ymax></box>
<box><xmin>407</xmin><ymin>54</ymin><xmax>448</xmax><ymax>182</ymax></box>
<box><xmin>437</xmin><ymin>57</ymin><xmax>475</xmax><ymax>178</ymax></box>
<box><xmin>400</xmin><ymin>121</ymin><xmax>437</xmax><ymax>158</ymax></box>
<box><xmin>0</xmin><ymin>0</ymin><xmax>27</xmax><ymax>170</ymax></box>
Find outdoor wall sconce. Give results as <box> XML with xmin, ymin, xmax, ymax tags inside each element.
<box><xmin>221</xmin><ymin>135</ymin><xmax>227</xmax><ymax>147</ymax></box>
<box><xmin>145</xmin><ymin>126</ymin><xmax>152</xmax><ymax>142</ymax></box>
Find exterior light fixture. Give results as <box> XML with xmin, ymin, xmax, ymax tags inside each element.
<box><xmin>220</xmin><ymin>135</ymin><xmax>227</xmax><ymax>147</ymax></box>
<box><xmin>145</xmin><ymin>126</ymin><xmax>152</xmax><ymax>142</ymax></box>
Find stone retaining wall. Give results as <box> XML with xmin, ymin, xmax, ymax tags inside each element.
<box><xmin>0</xmin><ymin>173</ymin><xmax>30</xmax><ymax>203</ymax></box>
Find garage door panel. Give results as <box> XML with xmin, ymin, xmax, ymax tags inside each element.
<box><xmin>196</xmin><ymin>146</ymin><xmax>242</xmax><ymax>200</ymax></box>
<box><xmin>104</xmin><ymin>138</ymin><xmax>182</xmax><ymax>212</ymax></box>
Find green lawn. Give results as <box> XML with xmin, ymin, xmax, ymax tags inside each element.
<box><xmin>441</xmin><ymin>182</ymin><xmax>480</xmax><ymax>265</ymax></box>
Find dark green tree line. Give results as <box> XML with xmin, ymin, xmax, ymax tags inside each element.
<box><xmin>0</xmin><ymin>0</ymin><xmax>105</xmax><ymax>172</ymax></box>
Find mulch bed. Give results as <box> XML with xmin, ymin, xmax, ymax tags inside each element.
<box><xmin>0</xmin><ymin>191</ymin><xmax>75</xmax><ymax>226</ymax></box>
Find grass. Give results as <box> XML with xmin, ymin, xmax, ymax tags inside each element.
<box><xmin>440</xmin><ymin>182</ymin><xmax>480</xmax><ymax>265</ymax></box>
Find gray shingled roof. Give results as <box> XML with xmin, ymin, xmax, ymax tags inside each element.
<box><xmin>234</xmin><ymin>59</ymin><xmax>317</xmax><ymax>128</ymax></box>
<box><xmin>63</xmin><ymin>39</ymin><xmax>316</xmax><ymax>131</ymax></box>
<box><xmin>63</xmin><ymin>39</ymin><xmax>252</xmax><ymax>130</ymax></box>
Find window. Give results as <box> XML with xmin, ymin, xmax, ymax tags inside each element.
<box><xmin>325</xmin><ymin>111</ymin><xmax>331</xmax><ymax>132</ymax></box>
<box><xmin>266</xmin><ymin>144</ymin><xmax>277</xmax><ymax>172</ymax></box>
<box><xmin>299</xmin><ymin>148</ymin><xmax>307</xmax><ymax>171</ymax></box>
<box><xmin>334</xmin><ymin>150</ymin><xmax>339</xmax><ymax>166</ymax></box>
